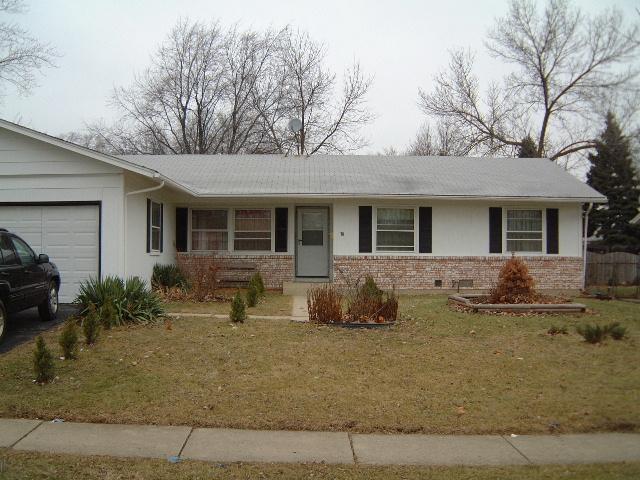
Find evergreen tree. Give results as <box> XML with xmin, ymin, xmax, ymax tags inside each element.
<box><xmin>230</xmin><ymin>291</ymin><xmax>247</xmax><ymax>323</ymax></box>
<box><xmin>517</xmin><ymin>135</ymin><xmax>539</xmax><ymax>158</ymax></box>
<box><xmin>33</xmin><ymin>336</ymin><xmax>55</xmax><ymax>384</ymax></box>
<box><xmin>587</xmin><ymin>112</ymin><xmax>640</xmax><ymax>251</ymax></box>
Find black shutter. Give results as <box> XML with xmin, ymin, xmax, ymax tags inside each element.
<box><xmin>418</xmin><ymin>207</ymin><xmax>432</xmax><ymax>253</ymax></box>
<box><xmin>546</xmin><ymin>208</ymin><xmax>559</xmax><ymax>254</ymax></box>
<box><xmin>159</xmin><ymin>203</ymin><xmax>164</xmax><ymax>253</ymax></box>
<box><xmin>175</xmin><ymin>207</ymin><xmax>188</xmax><ymax>253</ymax></box>
<box><xmin>489</xmin><ymin>207</ymin><xmax>502</xmax><ymax>253</ymax></box>
<box><xmin>275</xmin><ymin>208</ymin><xmax>288</xmax><ymax>252</ymax></box>
<box><xmin>358</xmin><ymin>206</ymin><xmax>372</xmax><ymax>253</ymax></box>
<box><xmin>146</xmin><ymin>198</ymin><xmax>151</xmax><ymax>253</ymax></box>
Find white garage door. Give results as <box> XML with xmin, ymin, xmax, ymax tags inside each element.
<box><xmin>0</xmin><ymin>205</ymin><xmax>100</xmax><ymax>303</ymax></box>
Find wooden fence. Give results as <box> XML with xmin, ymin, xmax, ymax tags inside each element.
<box><xmin>586</xmin><ymin>252</ymin><xmax>640</xmax><ymax>286</ymax></box>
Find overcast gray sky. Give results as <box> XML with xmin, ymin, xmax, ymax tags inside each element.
<box><xmin>2</xmin><ymin>0</ymin><xmax>638</xmax><ymax>153</ymax></box>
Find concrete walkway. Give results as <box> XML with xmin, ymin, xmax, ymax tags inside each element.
<box><xmin>1</xmin><ymin>419</ymin><xmax>639</xmax><ymax>466</ymax></box>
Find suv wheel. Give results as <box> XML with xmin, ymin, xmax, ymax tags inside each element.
<box><xmin>38</xmin><ymin>281</ymin><xmax>58</xmax><ymax>322</ymax></box>
<box><xmin>0</xmin><ymin>301</ymin><xmax>6</xmax><ymax>343</ymax></box>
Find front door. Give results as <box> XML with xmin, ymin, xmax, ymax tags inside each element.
<box><xmin>296</xmin><ymin>207</ymin><xmax>330</xmax><ymax>277</ymax></box>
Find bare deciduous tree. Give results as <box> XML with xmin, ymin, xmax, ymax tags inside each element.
<box><xmin>263</xmin><ymin>30</ymin><xmax>372</xmax><ymax>155</ymax></box>
<box><xmin>0</xmin><ymin>0</ymin><xmax>57</xmax><ymax>96</ymax></box>
<box><xmin>407</xmin><ymin>119</ymin><xmax>476</xmax><ymax>156</ymax></box>
<box><xmin>70</xmin><ymin>22</ymin><xmax>372</xmax><ymax>156</ymax></box>
<box><xmin>418</xmin><ymin>0</ymin><xmax>640</xmax><ymax>162</ymax></box>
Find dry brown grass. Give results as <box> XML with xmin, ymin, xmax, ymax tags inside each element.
<box><xmin>164</xmin><ymin>290</ymin><xmax>292</xmax><ymax>317</ymax></box>
<box><xmin>1</xmin><ymin>450</ymin><xmax>639</xmax><ymax>480</ymax></box>
<box><xmin>0</xmin><ymin>296</ymin><xmax>638</xmax><ymax>434</ymax></box>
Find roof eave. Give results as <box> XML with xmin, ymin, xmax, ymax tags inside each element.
<box><xmin>185</xmin><ymin>192</ymin><xmax>607</xmax><ymax>203</ymax></box>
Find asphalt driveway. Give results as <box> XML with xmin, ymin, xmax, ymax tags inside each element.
<box><xmin>0</xmin><ymin>305</ymin><xmax>77</xmax><ymax>354</ymax></box>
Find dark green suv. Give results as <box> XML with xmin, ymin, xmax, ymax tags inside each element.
<box><xmin>0</xmin><ymin>229</ymin><xmax>61</xmax><ymax>343</ymax></box>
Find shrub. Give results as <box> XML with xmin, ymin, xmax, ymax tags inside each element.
<box><xmin>99</xmin><ymin>297</ymin><xmax>117</xmax><ymax>329</ymax></box>
<box><xmin>82</xmin><ymin>305</ymin><xmax>101</xmax><ymax>345</ymax></box>
<box><xmin>33</xmin><ymin>336</ymin><xmax>55</xmax><ymax>384</ymax></box>
<box><xmin>230</xmin><ymin>291</ymin><xmax>246</xmax><ymax>323</ymax></box>
<box><xmin>152</xmin><ymin>263</ymin><xmax>187</xmax><ymax>290</ymax></box>
<box><xmin>246</xmin><ymin>284</ymin><xmax>258</xmax><ymax>308</ymax></box>
<box><xmin>176</xmin><ymin>255</ymin><xmax>219</xmax><ymax>302</ymax></box>
<box><xmin>249</xmin><ymin>272</ymin><xmax>265</xmax><ymax>297</ymax></box>
<box><xmin>577</xmin><ymin>324</ymin><xmax>607</xmax><ymax>344</ymax></box>
<box><xmin>344</xmin><ymin>277</ymin><xmax>398</xmax><ymax>323</ymax></box>
<box><xmin>547</xmin><ymin>325</ymin><xmax>568</xmax><ymax>336</ymax></box>
<box><xmin>605</xmin><ymin>322</ymin><xmax>627</xmax><ymax>340</ymax></box>
<box><xmin>361</xmin><ymin>275</ymin><xmax>383</xmax><ymax>301</ymax></box>
<box><xmin>75</xmin><ymin>276</ymin><xmax>164</xmax><ymax>326</ymax></box>
<box><xmin>58</xmin><ymin>319</ymin><xmax>79</xmax><ymax>359</ymax></box>
<box><xmin>308</xmin><ymin>285</ymin><xmax>343</xmax><ymax>324</ymax></box>
<box><xmin>488</xmin><ymin>256</ymin><xmax>537</xmax><ymax>304</ymax></box>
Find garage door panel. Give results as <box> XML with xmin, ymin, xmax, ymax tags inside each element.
<box><xmin>0</xmin><ymin>205</ymin><xmax>100</xmax><ymax>303</ymax></box>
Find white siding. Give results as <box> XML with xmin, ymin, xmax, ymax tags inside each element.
<box><xmin>332</xmin><ymin>199</ymin><xmax>583</xmax><ymax>257</ymax></box>
<box><xmin>124</xmin><ymin>173</ymin><xmax>177</xmax><ymax>282</ymax></box>
<box><xmin>0</xmin><ymin>128</ymin><xmax>126</xmax><ymax>282</ymax></box>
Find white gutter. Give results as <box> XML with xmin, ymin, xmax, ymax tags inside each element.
<box><xmin>582</xmin><ymin>203</ymin><xmax>593</xmax><ymax>291</ymax></box>
<box><xmin>125</xmin><ymin>179</ymin><xmax>165</xmax><ymax>197</ymax></box>
<box><xmin>123</xmin><ymin>177</ymin><xmax>165</xmax><ymax>277</ymax></box>
<box><xmin>180</xmin><ymin>193</ymin><xmax>607</xmax><ymax>203</ymax></box>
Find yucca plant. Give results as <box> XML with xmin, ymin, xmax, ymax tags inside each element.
<box><xmin>577</xmin><ymin>324</ymin><xmax>607</xmax><ymax>344</ymax></box>
<box><xmin>75</xmin><ymin>276</ymin><xmax>164</xmax><ymax>326</ymax></box>
<box><xmin>605</xmin><ymin>322</ymin><xmax>627</xmax><ymax>340</ymax></box>
<box><xmin>152</xmin><ymin>263</ymin><xmax>187</xmax><ymax>290</ymax></box>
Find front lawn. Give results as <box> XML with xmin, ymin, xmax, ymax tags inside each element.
<box><xmin>1</xmin><ymin>450</ymin><xmax>639</xmax><ymax>480</ymax></box>
<box><xmin>0</xmin><ymin>296</ymin><xmax>638</xmax><ymax>434</ymax></box>
<box><xmin>164</xmin><ymin>289</ymin><xmax>293</xmax><ymax>316</ymax></box>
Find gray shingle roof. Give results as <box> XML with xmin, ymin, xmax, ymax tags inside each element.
<box><xmin>119</xmin><ymin>154</ymin><xmax>605</xmax><ymax>201</ymax></box>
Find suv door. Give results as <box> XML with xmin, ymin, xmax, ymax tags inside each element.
<box><xmin>0</xmin><ymin>233</ymin><xmax>24</xmax><ymax>312</ymax></box>
<box><xmin>10</xmin><ymin>235</ymin><xmax>47</xmax><ymax>308</ymax></box>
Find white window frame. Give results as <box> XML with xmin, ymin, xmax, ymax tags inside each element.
<box><xmin>149</xmin><ymin>200</ymin><xmax>162</xmax><ymax>254</ymax></box>
<box><xmin>374</xmin><ymin>206</ymin><xmax>417</xmax><ymax>253</ymax></box>
<box><xmin>190</xmin><ymin>208</ymin><xmax>229</xmax><ymax>252</ymax></box>
<box><xmin>232</xmin><ymin>208</ymin><xmax>274</xmax><ymax>253</ymax></box>
<box><xmin>503</xmin><ymin>208</ymin><xmax>545</xmax><ymax>254</ymax></box>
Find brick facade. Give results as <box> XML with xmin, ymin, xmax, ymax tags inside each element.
<box><xmin>177</xmin><ymin>253</ymin><xmax>294</xmax><ymax>289</ymax></box>
<box><xmin>333</xmin><ymin>255</ymin><xmax>583</xmax><ymax>291</ymax></box>
<box><xmin>177</xmin><ymin>253</ymin><xmax>583</xmax><ymax>291</ymax></box>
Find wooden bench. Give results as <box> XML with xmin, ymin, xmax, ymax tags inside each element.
<box><xmin>217</xmin><ymin>261</ymin><xmax>258</xmax><ymax>288</ymax></box>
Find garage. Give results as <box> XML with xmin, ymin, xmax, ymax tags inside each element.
<box><xmin>0</xmin><ymin>204</ymin><xmax>100</xmax><ymax>303</ymax></box>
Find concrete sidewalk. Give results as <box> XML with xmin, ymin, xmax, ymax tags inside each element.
<box><xmin>1</xmin><ymin>418</ymin><xmax>639</xmax><ymax>466</ymax></box>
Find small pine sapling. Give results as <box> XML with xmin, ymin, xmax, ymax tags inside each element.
<box><xmin>230</xmin><ymin>291</ymin><xmax>247</xmax><ymax>323</ymax></box>
<box><xmin>33</xmin><ymin>335</ymin><xmax>55</xmax><ymax>384</ymax></box>
<box><xmin>250</xmin><ymin>272</ymin><xmax>265</xmax><ymax>297</ymax></box>
<box><xmin>58</xmin><ymin>319</ymin><xmax>79</xmax><ymax>359</ymax></box>
<box><xmin>246</xmin><ymin>284</ymin><xmax>258</xmax><ymax>308</ymax></box>
<box><xmin>83</xmin><ymin>306</ymin><xmax>101</xmax><ymax>345</ymax></box>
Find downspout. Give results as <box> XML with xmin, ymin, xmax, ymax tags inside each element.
<box><xmin>123</xmin><ymin>176</ymin><xmax>165</xmax><ymax>277</ymax></box>
<box><xmin>582</xmin><ymin>203</ymin><xmax>593</xmax><ymax>291</ymax></box>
